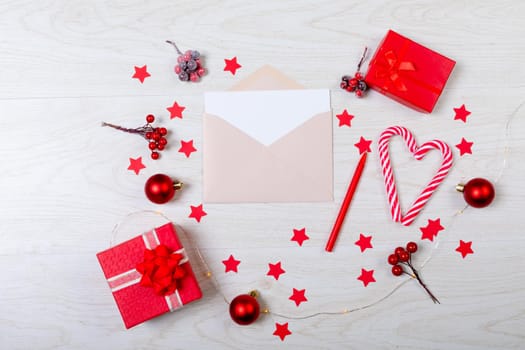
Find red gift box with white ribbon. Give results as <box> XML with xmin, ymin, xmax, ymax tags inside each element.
<box><xmin>97</xmin><ymin>223</ymin><xmax>202</xmax><ymax>328</ymax></box>
<box><xmin>365</xmin><ymin>30</ymin><xmax>456</xmax><ymax>113</ymax></box>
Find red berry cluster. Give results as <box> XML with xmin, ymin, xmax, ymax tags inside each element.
<box><xmin>388</xmin><ymin>242</ymin><xmax>440</xmax><ymax>303</ymax></box>
<box><xmin>340</xmin><ymin>72</ymin><xmax>368</xmax><ymax>97</ymax></box>
<box><xmin>101</xmin><ymin>114</ymin><xmax>169</xmax><ymax>160</ymax></box>
<box><xmin>167</xmin><ymin>40</ymin><xmax>206</xmax><ymax>82</ymax></box>
<box><xmin>144</xmin><ymin>114</ymin><xmax>168</xmax><ymax>160</ymax></box>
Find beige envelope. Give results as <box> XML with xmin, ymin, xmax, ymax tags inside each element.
<box><xmin>203</xmin><ymin>65</ymin><xmax>333</xmax><ymax>203</ymax></box>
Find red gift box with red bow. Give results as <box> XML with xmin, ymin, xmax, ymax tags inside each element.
<box><xmin>97</xmin><ymin>223</ymin><xmax>202</xmax><ymax>329</ymax></box>
<box><xmin>365</xmin><ymin>30</ymin><xmax>456</xmax><ymax>113</ymax></box>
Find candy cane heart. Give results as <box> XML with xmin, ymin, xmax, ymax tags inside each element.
<box><xmin>378</xmin><ymin>126</ymin><xmax>453</xmax><ymax>226</ymax></box>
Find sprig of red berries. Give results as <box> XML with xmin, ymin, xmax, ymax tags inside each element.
<box><xmin>166</xmin><ymin>40</ymin><xmax>206</xmax><ymax>82</ymax></box>
<box><xmin>388</xmin><ymin>242</ymin><xmax>440</xmax><ymax>304</ymax></box>
<box><xmin>102</xmin><ymin>114</ymin><xmax>168</xmax><ymax>160</ymax></box>
<box><xmin>340</xmin><ymin>47</ymin><xmax>368</xmax><ymax>97</ymax></box>
<box><xmin>340</xmin><ymin>73</ymin><xmax>368</xmax><ymax>97</ymax></box>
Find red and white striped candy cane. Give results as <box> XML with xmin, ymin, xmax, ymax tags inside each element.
<box><xmin>378</xmin><ymin>126</ymin><xmax>453</xmax><ymax>226</ymax></box>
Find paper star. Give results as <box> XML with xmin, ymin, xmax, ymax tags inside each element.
<box><xmin>456</xmin><ymin>137</ymin><xmax>474</xmax><ymax>156</ymax></box>
<box><xmin>420</xmin><ymin>218</ymin><xmax>444</xmax><ymax>241</ymax></box>
<box><xmin>267</xmin><ymin>261</ymin><xmax>286</xmax><ymax>280</ymax></box>
<box><xmin>291</xmin><ymin>228</ymin><xmax>309</xmax><ymax>246</ymax></box>
<box><xmin>357</xmin><ymin>268</ymin><xmax>376</xmax><ymax>287</ymax></box>
<box><xmin>456</xmin><ymin>240</ymin><xmax>474</xmax><ymax>258</ymax></box>
<box><xmin>132</xmin><ymin>65</ymin><xmax>150</xmax><ymax>83</ymax></box>
<box><xmin>354</xmin><ymin>136</ymin><xmax>372</xmax><ymax>154</ymax></box>
<box><xmin>289</xmin><ymin>288</ymin><xmax>308</xmax><ymax>306</ymax></box>
<box><xmin>454</xmin><ymin>104</ymin><xmax>471</xmax><ymax>123</ymax></box>
<box><xmin>224</xmin><ymin>57</ymin><xmax>242</xmax><ymax>75</ymax></box>
<box><xmin>127</xmin><ymin>157</ymin><xmax>146</xmax><ymax>175</ymax></box>
<box><xmin>167</xmin><ymin>101</ymin><xmax>185</xmax><ymax>119</ymax></box>
<box><xmin>189</xmin><ymin>204</ymin><xmax>207</xmax><ymax>222</ymax></box>
<box><xmin>222</xmin><ymin>254</ymin><xmax>241</xmax><ymax>273</ymax></box>
<box><xmin>273</xmin><ymin>322</ymin><xmax>292</xmax><ymax>341</ymax></box>
<box><xmin>336</xmin><ymin>109</ymin><xmax>354</xmax><ymax>127</ymax></box>
<box><xmin>178</xmin><ymin>140</ymin><xmax>197</xmax><ymax>158</ymax></box>
<box><xmin>354</xmin><ymin>234</ymin><xmax>373</xmax><ymax>252</ymax></box>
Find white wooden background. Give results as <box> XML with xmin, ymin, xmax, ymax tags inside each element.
<box><xmin>1</xmin><ymin>1</ymin><xmax>524</xmax><ymax>349</ymax></box>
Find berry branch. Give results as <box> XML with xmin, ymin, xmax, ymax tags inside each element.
<box><xmin>101</xmin><ymin>121</ymin><xmax>155</xmax><ymax>135</ymax></box>
<box><xmin>340</xmin><ymin>47</ymin><xmax>369</xmax><ymax>97</ymax></box>
<box><xmin>102</xmin><ymin>114</ymin><xmax>168</xmax><ymax>160</ymax></box>
<box><xmin>356</xmin><ymin>46</ymin><xmax>368</xmax><ymax>73</ymax></box>
<box><xmin>388</xmin><ymin>242</ymin><xmax>440</xmax><ymax>304</ymax></box>
<box><xmin>166</xmin><ymin>40</ymin><xmax>183</xmax><ymax>55</ymax></box>
<box><xmin>407</xmin><ymin>264</ymin><xmax>440</xmax><ymax>304</ymax></box>
<box><xmin>166</xmin><ymin>40</ymin><xmax>206</xmax><ymax>82</ymax></box>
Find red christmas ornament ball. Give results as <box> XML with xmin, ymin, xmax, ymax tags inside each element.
<box><xmin>144</xmin><ymin>174</ymin><xmax>175</xmax><ymax>204</ymax></box>
<box><xmin>460</xmin><ymin>178</ymin><xmax>495</xmax><ymax>208</ymax></box>
<box><xmin>229</xmin><ymin>294</ymin><xmax>260</xmax><ymax>325</ymax></box>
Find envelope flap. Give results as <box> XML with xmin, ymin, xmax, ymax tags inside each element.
<box><xmin>204</xmin><ymin>89</ymin><xmax>330</xmax><ymax>146</ymax></box>
<box><xmin>230</xmin><ymin>65</ymin><xmax>305</xmax><ymax>91</ymax></box>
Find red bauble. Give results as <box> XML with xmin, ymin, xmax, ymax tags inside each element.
<box><xmin>144</xmin><ymin>174</ymin><xmax>181</xmax><ymax>204</ymax></box>
<box><xmin>229</xmin><ymin>294</ymin><xmax>260</xmax><ymax>325</ymax></box>
<box><xmin>458</xmin><ymin>178</ymin><xmax>495</xmax><ymax>208</ymax></box>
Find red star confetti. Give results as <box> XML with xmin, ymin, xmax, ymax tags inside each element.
<box><xmin>354</xmin><ymin>233</ymin><xmax>373</xmax><ymax>252</ymax></box>
<box><xmin>273</xmin><ymin>322</ymin><xmax>292</xmax><ymax>341</ymax></box>
<box><xmin>289</xmin><ymin>288</ymin><xmax>308</xmax><ymax>307</ymax></box>
<box><xmin>291</xmin><ymin>228</ymin><xmax>309</xmax><ymax>246</ymax></box>
<box><xmin>336</xmin><ymin>109</ymin><xmax>354</xmax><ymax>127</ymax></box>
<box><xmin>456</xmin><ymin>240</ymin><xmax>474</xmax><ymax>258</ymax></box>
<box><xmin>178</xmin><ymin>140</ymin><xmax>197</xmax><ymax>158</ymax></box>
<box><xmin>132</xmin><ymin>65</ymin><xmax>150</xmax><ymax>83</ymax></box>
<box><xmin>357</xmin><ymin>268</ymin><xmax>376</xmax><ymax>287</ymax></box>
<box><xmin>420</xmin><ymin>218</ymin><xmax>444</xmax><ymax>242</ymax></box>
<box><xmin>267</xmin><ymin>261</ymin><xmax>286</xmax><ymax>280</ymax></box>
<box><xmin>456</xmin><ymin>137</ymin><xmax>474</xmax><ymax>156</ymax></box>
<box><xmin>167</xmin><ymin>101</ymin><xmax>185</xmax><ymax>119</ymax></box>
<box><xmin>127</xmin><ymin>157</ymin><xmax>146</xmax><ymax>175</ymax></box>
<box><xmin>354</xmin><ymin>136</ymin><xmax>372</xmax><ymax>154</ymax></box>
<box><xmin>189</xmin><ymin>204</ymin><xmax>207</xmax><ymax>222</ymax></box>
<box><xmin>224</xmin><ymin>57</ymin><xmax>242</xmax><ymax>75</ymax></box>
<box><xmin>222</xmin><ymin>254</ymin><xmax>241</xmax><ymax>273</ymax></box>
<box><xmin>454</xmin><ymin>104</ymin><xmax>471</xmax><ymax>123</ymax></box>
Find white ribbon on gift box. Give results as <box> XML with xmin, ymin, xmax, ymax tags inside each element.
<box><xmin>105</xmin><ymin>229</ymin><xmax>188</xmax><ymax>312</ymax></box>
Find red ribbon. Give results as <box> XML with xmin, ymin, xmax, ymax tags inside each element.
<box><xmin>136</xmin><ymin>244</ymin><xmax>186</xmax><ymax>296</ymax></box>
<box><xmin>375</xmin><ymin>50</ymin><xmax>416</xmax><ymax>92</ymax></box>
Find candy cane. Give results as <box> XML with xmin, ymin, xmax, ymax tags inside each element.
<box><xmin>378</xmin><ymin>126</ymin><xmax>453</xmax><ymax>226</ymax></box>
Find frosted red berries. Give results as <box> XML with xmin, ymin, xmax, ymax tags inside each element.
<box><xmin>340</xmin><ymin>72</ymin><xmax>368</xmax><ymax>97</ymax></box>
<box><xmin>167</xmin><ymin>40</ymin><xmax>206</xmax><ymax>82</ymax></box>
<box><xmin>340</xmin><ymin>47</ymin><xmax>369</xmax><ymax>97</ymax></box>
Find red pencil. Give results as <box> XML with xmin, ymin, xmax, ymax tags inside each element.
<box><xmin>325</xmin><ymin>152</ymin><xmax>368</xmax><ymax>252</ymax></box>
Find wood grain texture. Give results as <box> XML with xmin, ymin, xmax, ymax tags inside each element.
<box><xmin>0</xmin><ymin>0</ymin><xmax>524</xmax><ymax>349</ymax></box>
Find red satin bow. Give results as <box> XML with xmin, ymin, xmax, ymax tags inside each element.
<box><xmin>375</xmin><ymin>50</ymin><xmax>416</xmax><ymax>92</ymax></box>
<box><xmin>136</xmin><ymin>244</ymin><xmax>186</xmax><ymax>296</ymax></box>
